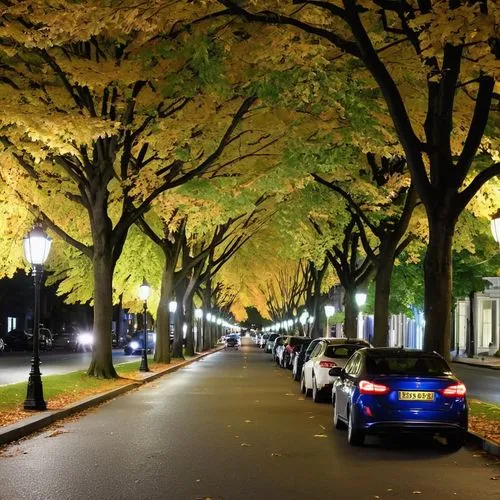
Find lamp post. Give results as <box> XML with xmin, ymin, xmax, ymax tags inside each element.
<box><xmin>324</xmin><ymin>304</ymin><xmax>335</xmax><ymax>337</ymax></box>
<box><xmin>138</xmin><ymin>279</ymin><xmax>151</xmax><ymax>372</ymax></box>
<box><xmin>355</xmin><ymin>292</ymin><xmax>367</xmax><ymax>339</ymax></box>
<box><xmin>23</xmin><ymin>226</ymin><xmax>52</xmax><ymax>410</ymax></box>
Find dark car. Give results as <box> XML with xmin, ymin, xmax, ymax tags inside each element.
<box><xmin>331</xmin><ymin>348</ymin><xmax>468</xmax><ymax>449</ymax></box>
<box><xmin>4</xmin><ymin>329</ymin><xmax>32</xmax><ymax>351</ymax></box>
<box><xmin>282</xmin><ymin>336</ymin><xmax>311</xmax><ymax>369</ymax></box>
<box><xmin>124</xmin><ymin>332</ymin><xmax>156</xmax><ymax>355</ymax></box>
<box><xmin>53</xmin><ymin>331</ymin><xmax>79</xmax><ymax>351</ymax></box>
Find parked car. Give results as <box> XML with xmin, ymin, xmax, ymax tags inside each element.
<box><xmin>124</xmin><ymin>331</ymin><xmax>156</xmax><ymax>355</ymax></box>
<box><xmin>53</xmin><ymin>331</ymin><xmax>79</xmax><ymax>351</ymax></box>
<box><xmin>264</xmin><ymin>333</ymin><xmax>280</xmax><ymax>353</ymax></box>
<box><xmin>293</xmin><ymin>337</ymin><xmax>371</xmax><ymax>382</ymax></box>
<box><xmin>259</xmin><ymin>333</ymin><xmax>269</xmax><ymax>348</ymax></box>
<box><xmin>302</xmin><ymin>341</ymin><xmax>366</xmax><ymax>402</ymax></box>
<box><xmin>39</xmin><ymin>327</ymin><xmax>53</xmax><ymax>351</ymax></box>
<box><xmin>331</xmin><ymin>348</ymin><xmax>468</xmax><ymax>449</ymax></box>
<box><xmin>282</xmin><ymin>336</ymin><xmax>311</xmax><ymax>369</ymax></box>
<box><xmin>271</xmin><ymin>336</ymin><xmax>286</xmax><ymax>362</ymax></box>
<box><xmin>4</xmin><ymin>329</ymin><xmax>32</xmax><ymax>351</ymax></box>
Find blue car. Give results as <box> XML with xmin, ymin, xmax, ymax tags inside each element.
<box><xmin>331</xmin><ymin>348</ymin><xmax>468</xmax><ymax>449</ymax></box>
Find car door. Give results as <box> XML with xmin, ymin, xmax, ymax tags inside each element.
<box><xmin>336</xmin><ymin>352</ymin><xmax>362</xmax><ymax>419</ymax></box>
<box><xmin>311</xmin><ymin>341</ymin><xmax>327</xmax><ymax>382</ymax></box>
<box><xmin>305</xmin><ymin>342</ymin><xmax>323</xmax><ymax>388</ymax></box>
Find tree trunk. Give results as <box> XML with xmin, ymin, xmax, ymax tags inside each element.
<box><xmin>87</xmin><ymin>249</ymin><xmax>117</xmax><ymax>378</ymax></box>
<box><xmin>344</xmin><ymin>289</ymin><xmax>358</xmax><ymax>339</ymax></box>
<box><xmin>202</xmin><ymin>282</ymin><xmax>212</xmax><ymax>350</ymax></box>
<box><xmin>154</xmin><ymin>262</ymin><xmax>174</xmax><ymax>364</ymax></box>
<box><xmin>423</xmin><ymin>217</ymin><xmax>455</xmax><ymax>360</ymax></box>
<box><xmin>184</xmin><ymin>296</ymin><xmax>195</xmax><ymax>357</ymax></box>
<box><xmin>172</xmin><ymin>279</ymin><xmax>187</xmax><ymax>358</ymax></box>
<box><xmin>373</xmin><ymin>248</ymin><xmax>395</xmax><ymax>347</ymax></box>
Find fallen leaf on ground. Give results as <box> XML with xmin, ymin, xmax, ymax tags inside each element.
<box><xmin>313</xmin><ymin>434</ymin><xmax>328</xmax><ymax>438</ymax></box>
<box><xmin>244</xmin><ymin>420</ymin><xmax>252</xmax><ymax>423</ymax></box>
<box><xmin>412</xmin><ymin>491</ymin><xmax>422</xmax><ymax>494</ymax></box>
<box><xmin>240</xmin><ymin>443</ymin><xmax>251</xmax><ymax>447</ymax></box>
<box><xmin>271</xmin><ymin>453</ymin><xmax>282</xmax><ymax>457</ymax></box>
<box><xmin>46</xmin><ymin>430</ymin><xmax>67</xmax><ymax>438</ymax></box>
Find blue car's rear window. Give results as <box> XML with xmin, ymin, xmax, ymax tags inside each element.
<box><xmin>366</xmin><ymin>356</ymin><xmax>451</xmax><ymax>376</ymax></box>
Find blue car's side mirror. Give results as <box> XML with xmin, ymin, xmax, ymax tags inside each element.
<box><xmin>329</xmin><ymin>366</ymin><xmax>344</xmax><ymax>378</ymax></box>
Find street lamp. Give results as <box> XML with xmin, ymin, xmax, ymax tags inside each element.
<box><xmin>355</xmin><ymin>292</ymin><xmax>367</xmax><ymax>339</ymax></box>
<box><xmin>324</xmin><ymin>304</ymin><xmax>335</xmax><ymax>338</ymax></box>
<box><xmin>138</xmin><ymin>279</ymin><xmax>151</xmax><ymax>372</ymax></box>
<box><xmin>491</xmin><ymin>215</ymin><xmax>500</xmax><ymax>244</ymax></box>
<box><xmin>23</xmin><ymin>225</ymin><xmax>52</xmax><ymax>410</ymax></box>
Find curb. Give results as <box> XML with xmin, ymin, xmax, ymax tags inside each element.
<box><xmin>0</xmin><ymin>346</ymin><xmax>224</xmax><ymax>447</ymax></box>
<box><xmin>452</xmin><ymin>360</ymin><xmax>500</xmax><ymax>371</ymax></box>
<box><xmin>467</xmin><ymin>430</ymin><xmax>500</xmax><ymax>457</ymax></box>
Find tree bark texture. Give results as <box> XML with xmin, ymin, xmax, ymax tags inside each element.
<box><xmin>343</xmin><ymin>290</ymin><xmax>359</xmax><ymax>339</ymax></box>
<box><xmin>87</xmin><ymin>249</ymin><xmax>117</xmax><ymax>378</ymax></box>
<box><xmin>423</xmin><ymin>218</ymin><xmax>455</xmax><ymax>359</ymax></box>
<box><xmin>154</xmin><ymin>263</ymin><xmax>174</xmax><ymax>364</ymax></box>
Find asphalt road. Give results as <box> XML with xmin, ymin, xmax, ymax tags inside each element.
<box><xmin>1</xmin><ymin>346</ymin><xmax>498</xmax><ymax>404</ymax></box>
<box><xmin>0</xmin><ymin>350</ymin><xmax>138</xmax><ymax>386</ymax></box>
<box><xmin>451</xmin><ymin>362</ymin><xmax>500</xmax><ymax>404</ymax></box>
<box><xmin>1</xmin><ymin>340</ymin><xmax>498</xmax><ymax>500</ymax></box>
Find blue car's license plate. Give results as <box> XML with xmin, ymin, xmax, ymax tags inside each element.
<box><xmin>398</xmin><ymin>391</ymin><xmax>434</xmax><ymax>401</ymax></box>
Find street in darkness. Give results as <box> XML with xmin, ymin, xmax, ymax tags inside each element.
<box><xmin>1</xmin><ymin>339</ymin><xmax>498</xmax><ymax>500</ymax></box>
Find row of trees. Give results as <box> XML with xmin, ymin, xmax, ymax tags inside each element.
<box><xmin>0</xmin><ymin>0</ymin><xmax>498</xmax><ymax>377</ymax></box>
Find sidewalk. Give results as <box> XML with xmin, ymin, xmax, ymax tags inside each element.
<box><xmin>452</xmin><ymin>355</ymin><xmax>500</xmax><ymax>370</ymax></box>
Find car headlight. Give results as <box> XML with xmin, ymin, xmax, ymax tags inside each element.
<box><xmin>130</xmin><ymin>341</ymin><xmax>139</xmax><ymax>350</ymax></box>
<box><xmin>77</xmin><ymin>333</ymin><xmax>94</xmax><ymax>345</ymax></box>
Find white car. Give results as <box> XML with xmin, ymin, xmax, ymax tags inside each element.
<box><xmin>301</xmin><ymin>341</ymin><xmax>366</xmax><ymax>402</ymax></box>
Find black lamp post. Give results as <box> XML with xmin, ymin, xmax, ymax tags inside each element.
<box><xmin>138</xmin><ymin>279</ymin><xmax>151</xmax><ymax>372</ymax></box>
<box><xmin>23</xmin><ymin>226</ymin><xmax>52</xmax><ymax>410</ymax></box>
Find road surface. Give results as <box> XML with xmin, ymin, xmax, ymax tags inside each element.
<box><xmin>0</xmin><ymin>340</ymin><xmax>498</xmax><ymax>500</ymax></box>
<box><xmin>0</xmin><ymin>350</ymin><xmax>137</xmax><ymax>386</ymax></box>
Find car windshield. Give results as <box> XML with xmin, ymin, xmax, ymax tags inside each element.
<box><xmin>325</xmin><ymin>345</ymin><xmax>360</xmax><ymax>359</ymax></box>
<box><xmin>366</xmin><ymin>355</ymin><xmax>452</xmax><ymax>376</ymax></box>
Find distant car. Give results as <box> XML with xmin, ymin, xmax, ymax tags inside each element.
<box><xmin>124</xmin><ymin>331</ymin><xmax>156</xmax><ymax>355</ymax></box>
<box><xmin>331</xmin><ymin>348</ymin><xmax>468</xmax><ymax>449</ymax></box>
<box><xmin>53</xmin><ymin>331</ymin><xmax>79</xmax><ymax>351</ymax></box>
<box><xmin>39</xmin><ymin>327</ymin><xmax>53</xmax><ymax>351</ymax></box>
<box><xmin>302</xmin><ymin>341</ymin><xmax>366</xmax><ymax>402</ymax></box>
<box><xmin>271</xmin><ymin>336</ymin><xmax>286</xmax><ymax>362</ymax></box>
<box><xmin>282</xmin><ymin>336</ymin><xmax>311</xmax><ymax>369</ymax></box>
<box><xmin>265</xmin><ymin>333</ymin><xmax>279</xmax><ymax>353</ymax></box>
<box><xmin>4</xmin><ymin>329</ymin><xmax>32</xmax><ymax>351</ymax></box>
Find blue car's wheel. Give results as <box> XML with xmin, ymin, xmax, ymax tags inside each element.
<box><xmin>347</xmin><ymin>407</ymin><xmax>364</xmax><ymax>446</ymax></box>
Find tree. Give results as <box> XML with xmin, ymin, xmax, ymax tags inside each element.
<box><xmin>216</xmin><ymin>0</ymin><xmax>500</xmax><ymax>358</ymax></box>
<box><xmin>0</xmin><ymin>2</ymin><xmax>270</xmax><ymax>376</ymax></box>
<box><xmin>312</xmin><ymin>153</ymin><xmax>417</xmax><ymax>346</ymax></box>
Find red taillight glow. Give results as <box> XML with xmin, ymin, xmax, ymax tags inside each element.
<box><xmin>320</xmin><ymin>360</ymin><xmax>336</xmax><ymax>368</ymax></box>
<box><xmin>439</xmin><ymin>383</ymin><xmax>466</xmax><ymax>398</ymax></box>
<box><xmin>359</xmin><ymin>380</ymin><xmax>390</xmax><ymax>395</ymax></box>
